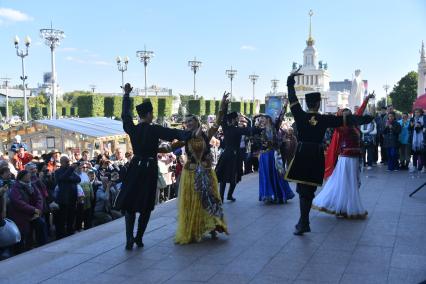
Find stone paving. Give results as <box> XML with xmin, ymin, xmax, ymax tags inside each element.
<box><xmin>0</xmin><ymin>166</ymin><xmax>425</xmax><ymax>284</ymax></box>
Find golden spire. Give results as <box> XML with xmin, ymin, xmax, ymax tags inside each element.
<box><xmin>306</xmin><ymin>9</ymin><xmax>315</xmax><ymax>46</ymax></box>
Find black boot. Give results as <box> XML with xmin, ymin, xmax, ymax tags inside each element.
<box><xmin>134</xmin><ymin>211</ymin><xmax>151</xmax><ymax>248</ymax></box>
<box><xmin>227</xmin><ymin>183</ymin><xmax>236</xmax><ymax>202</ymax></box>
<box><xmin>125</xmin><ymin>212</ymin><xmax>136</xmax><ymax>250</ymax></box>
<box><xmin>294</xmin><ymin>197</ymin><xmax>311</xmax><ymax>236</ymax></box>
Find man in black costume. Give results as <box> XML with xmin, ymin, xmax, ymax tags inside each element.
<box><xmin>285</xmin><ymin>70</ymin><xmax>373</xmax><ymax>235</ymax></box>
<box><xmin>216</xmin><ymin>112</ymin><xmax>261</xmax><ymax>202</ymax></box>
<box><xmin>115</xmin><ymin>83</ymin><xmax>193</xmax><ymax>250</ymax></box>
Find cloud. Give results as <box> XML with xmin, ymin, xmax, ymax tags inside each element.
<box><xmin>0</xmin><ymin>8</ymin><xmax>33</xmax><ymax>22</ymax></box>
<box><xmin>65</xmin><ymin>56</ymin><xmax>112</xmax><ymax>66</ymax></box>
<box><xmin>60</xmin><ymin>47</ymin><xmax>78</xmax><ymax>52</ymax></box>
<box><xmin>240</xmin><ymin>45</ymin><xmax>256</xmax><ymax>51</ymax></box>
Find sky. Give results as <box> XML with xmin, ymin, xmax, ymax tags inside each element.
<box><xmin>0</xmin><ymin>0</ymin><xmax>425</xmax><ymax>100</ymax></box>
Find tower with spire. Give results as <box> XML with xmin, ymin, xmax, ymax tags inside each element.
<box><xmin>293</xmin><ymin>9</ymin><xmax>330</xmax><ymax>92</ymax></box>
<box><xmin>418</xmin><ymin>41</ymin><xmax>426</xmax><ymax>97</ymax></box>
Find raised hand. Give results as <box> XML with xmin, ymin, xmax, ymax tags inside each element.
<box><xmin>123</xmin><ymin>83</ymin><xmax>133</xmax><ymax>95</ymax></box>
<box><xmin>367</xmin><ymin>91</ymin><xmax>375</xmax><ymax>100</ymax></box>
<box><xmin>221</xmin><ymin>91</ymin><xmax>230</xmax><ymax>110</ymax></box>
<box><xmin>287</xmin><ymin>66</ymin><xmax>303</xmax><ymax>87</ymax></box>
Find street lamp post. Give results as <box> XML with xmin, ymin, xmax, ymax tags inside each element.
<box><xmin>188</xmin><ymin>57</ymin><xmax>202</xmax><ymax>99</ymax></box>
<box><xmin>40</xmin><ymin>25</ymin><xmax>65</xmax><ymax>119</ymax></box>
<box><xmin>249</xmin><ymin>74</ymin><xmax>259</xmax><ymax>103</ymax></box>
<box><xmin>226</xmin><ymin>67</ymin><xmax>237</xmax><ymax>100</ymax></box>
<box><xmin>89</xmin><ymin>85</ymin><xmax>96</xmax><ymax>93</ymax></box>
<box><xmin>116</xmin><ymin>56</ymin><xmax>129</xmax><ymax>90</ymax></box>
<box><xmin>0</xmin><ymin>77</ymin><xmax>11</xmax><ymax>120</ymax></box>
<box><xmin>271</xmin><ymin>79</ymin><xmax>279</xmax><ymax>95</ymax></box>
<box><xmin>383</xmin><ymin>84</ymin><xmax>390</xmax><ymax>107</ymax></box>
<box><xmin>14</xmin><ymin>36</ymin><xmax>31</xmax><ymax>123</ymax></box>
<box><xmin>136</xmin><ymin>47</ymin><xmax>154</xmax><ymax>97</ymax></box>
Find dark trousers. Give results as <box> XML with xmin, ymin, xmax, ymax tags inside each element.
<box><xmin>54</xmin><ymin>204</ymin><xmax>76</xmax><ymax>239</ymax></box>
<box><xmin>220</xmin><ymin>182</ymin><xmax>236</xmax><ymax>201</ymax></box>
<box><xmin>387</xmin><ymin>147</ymin><xmax>398</xmax><ymax>171</ymax></box>
<box><xmin>380</xmin><ymin>137</ymin><xmax>388</xmax><ymax>162</ymax></box>
<box><xmin>413</xmin><ymin>151</ymin><xmax>424</xmax><ymax>170</ymax></box>
<box><xmin>296</xmin><ymin>184</ymin><xmax>317</xmax><ymax>227</ymax></box>
<box><xmin>15</xmin><ymin>217</ymin><xmax>48</xmax><ymax>253</ymax></box>
<box><xmin>125</xmin><ymin>210</ymin><xmax>152</xmax><ymax>243</ymax></box>
<box><xmin>362</xmin><ymin>144</ymin><xmax>375</xmax><ymax>166</ymax></box>
<box><xmin>75</xmin><ymin>204</ymin><xmax>93</xmax><ymax>230</ymax></box>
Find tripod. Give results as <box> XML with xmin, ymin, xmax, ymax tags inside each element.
<box><xmin>409</xmin><ymin>182</ymin><xmax>426</xmax><ymax>197</ymax></box>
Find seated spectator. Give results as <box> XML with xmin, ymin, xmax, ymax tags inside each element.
<box><xmin>0</xmin><ymin>152</ymin><xmax>18</xmax><ymax>178</ymax></box>
<box><xmin>8</xmin><ymin>170</ymin><xmax>47</xmax><ymax>252</ymax></box>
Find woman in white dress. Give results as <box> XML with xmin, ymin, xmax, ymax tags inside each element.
<box><xmin>312</xmin><ymin>94</ymin><xmax>373</xmax><ymax>219</ymax></box>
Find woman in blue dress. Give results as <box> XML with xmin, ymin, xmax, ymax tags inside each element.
<box><xmin>257</xmin><ymin>105</ymin><xmax>295</xmax><ymax>204</ymax></box>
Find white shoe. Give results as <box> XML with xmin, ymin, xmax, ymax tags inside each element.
<box><xmin>366</xmin><ymin>166</ymin><xmax>372</xmax><ymax>170</ymax></box>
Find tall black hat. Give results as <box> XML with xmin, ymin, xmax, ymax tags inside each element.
<box><xmin>136</xmin><ymin>101</ymin><xmax>153</xmax><ymax>117</ymax></box>
<box><xmin>305</xmin><ymin>92</ymin><xmax>321</xmax><ymax>106</ymax></box>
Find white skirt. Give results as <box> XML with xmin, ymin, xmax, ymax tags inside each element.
<box><xmin>312</xmin><ymin>156</ymin><xmax>367</xmax><ymax>219</ymax></box>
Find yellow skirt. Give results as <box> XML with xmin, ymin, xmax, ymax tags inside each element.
<box><xmin>175</xmin><ymin>168</ymin><xmax>228</xmax><ymax>244</ymax></box>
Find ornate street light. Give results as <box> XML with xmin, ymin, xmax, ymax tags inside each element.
<box><xmin>40</xmin><ymin>24</ymin><xmax>65</xmax><ymax>119</ymax></box>
<box><xmin>383</xmin><ymin>84</ymin><xmax>390</xmax><ymax>107</ymax></box>
<box><xmin>116</xmin><ymin>56</ymin><xmax>129</xmax><ymax>90</ymax></box>
<box><xmin>226</xmin><ymin>67</ymin><xmax>237</xmax><ymax>100</ymax></box>
<box><xmin>249</xmin><ymin>74</ymin><xmax>259</xmax><ymax>103</ymax></box>
<box><xmin>136</xmin><ymin>47</ymin><xmax>154</xmax><ymax>97</ymax></box>
<box><xmin>14</xmin><ymin>35</ymin><xmax>31</xmax><ymax>122</ymax></box>
<box><xmin>188</xmin><ymin>57</ymin><xmax>202</xmax><ymax>98</ymax></box>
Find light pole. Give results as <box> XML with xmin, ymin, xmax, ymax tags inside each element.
<box><xmin>0</xmin><ymin>77</ymin><xmax>11</xmax><ymax>120</ymax></box>
<box><xmin>188</xmin><ymin>57</ymin><xmax>202</xmax><ymax>98</ymax></box>
<box><xmin>383</xmin><ymin>84</ymin><xmax>390</xmax><ymax>107</ymax></box>
<box><xmin>136</xmin><ymin>47</ymin><xmax>154</xmax><ymax>97</ymax></box>
<box><xmin>249</xmin><ymin>74</ymin><xmax>259</xmax><ymax>103</ymax></box>
<box><xmin>14</xmin><ymin>35</ymin><xmax>31</xmax><ymax>123</ymax></box>
<box><xmin>89</xmin><ymin>85</ymin><xmax>96</xmax><ymax>93</ymax></box>
<box><xmin>40</xmin><ymin>25</ymin><xmax>65</xmax><ymax>119</ymax></box>
<box><xmin>271</xmin><ymin>79</ymin><xmax>279</xmax><ymax>95</ymax></box>
<box><xmin>116</xmin><ymin>56</ymin><xmax>129</xmax><ymax>90</ymax></box>
<box><xmin>226</xmin><ymin>67</ymin><xmax>237</xmax><ymax>100</ymax></box>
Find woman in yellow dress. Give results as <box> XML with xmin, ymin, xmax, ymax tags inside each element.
<box><xmin>175</xmin><ymin>93</ymin><xmax>229</xmax><ymax>244</ymax></box>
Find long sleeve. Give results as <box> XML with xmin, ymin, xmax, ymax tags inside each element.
<box><xmin>208</xmin><ymin>109</ymin><xmax>224</xmax><ymax>139</ymax></box>
<box><xmin>121</xmin><ymin>94</ymin><xmax>136</xmax><ymax>136</ymax></box>
<box><xmin>287</xmin><ymin>80</ymin><xmax>304</xmax><ymax>124</ymax></box>
<box><xmin>356</xmin><ymin>97</ymin><xmax>369</xmax><ymax>116</ymax></box>
<box><xmin>153</xmin><ymin>125</ymin><xmax>192</xmax><ymax>142</ymax></box>
<box><xmin>55</xmin><ymin>167</ymin><xmax>81</xmax><ymax>184</ymax></box>
<box><xmin>323</xmin><ymin>114</ymin><xmax>373</xmax><ymax>129</ymax></box>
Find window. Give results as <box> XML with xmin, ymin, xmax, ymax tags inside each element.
<box><xmin>46</xmin><ymin>137</ymin><xmax>55</xmax><ymax>148</ymax></box>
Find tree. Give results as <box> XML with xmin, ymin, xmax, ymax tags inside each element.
<box><xmin>10</xmin><ymin>100</ymin><xmax>24</xmax><ymax>118</ymax></box>
<box><xmin>389</xmin><ymin>71</ymin><xmax>417</xmax><ymax>112</ymax></box>
<box><xmin>376</xmin><ymin>97</ymin><xmax>387</xmax><ymax>109</ymax></box>
<box><xmin>30</xmin><ymin>107</ymin><xmax>42</xmax><ymax>120</ymax></box>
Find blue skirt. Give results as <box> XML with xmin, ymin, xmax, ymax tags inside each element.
<box><xmin>259</xmin><ymin>150</ymin><xmax>295</xmax><ymax>202</ymax></box>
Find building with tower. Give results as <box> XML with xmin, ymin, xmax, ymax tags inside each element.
<box><xmin>289</xmin><ymin>10</ymin><xmax>349</xmax><ymax>113</ymax></box>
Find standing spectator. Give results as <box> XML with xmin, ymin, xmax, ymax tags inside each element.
<box><xmin>47</xmin><ymin>150</ymin><xmax>61</xmax><ymax>172</ymax></box>
<box><xmin>54</xmin><ymin>157</ymin><xmax>80</xmax><ymax>239</ymax></box>
<box><xmin>383</xmin><ymin>112</ymin><xmax>402</xmax><ymax>171</ymax></box>
<box><xmin>375</xmin><ymin>106</ymin><xmax>388</xmax><ymax>164</ymax></box>
<box><xmin>411</xmin><ymin>108</ymin><xmax>425</xmax><ymax>172</ymax></box>
<box><xmin>361</xmin><ymin>120</ymin><xmax>377</xmax><ymax>170</ymax></box>
<box><xmin>13</xmin><ymin>145</ymin><xmax>33</xmax><ymax>171</ymax></box>
<box><xmin>75</xmin><ymin>162</ymin><xmax>94</xmax><ymax>231</ymax></box>
<box><xmin>8</xmin><ymin>170</ymin><xmax>47</xmax><ymax>252</ymax></box>
<box><xmin>92</xmin><ymin>174</ymin><xmax>120</xmax><ymax>226</ymax></box>
<box><xmin>398</xmin><ymin>112</ymin><xmax>411</xmax><ymax>170</ymax></box>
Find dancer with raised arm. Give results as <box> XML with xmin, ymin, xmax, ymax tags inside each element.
<box><xmin>285</xmin><ymin>69</ymin><xmax>373</xmax><ymax>235</ymax></box>
<box><xmin>313</xmin><ymin>93</ymin><xmax>374</xmax><ymax>219</ymax></box>
<box><xmin>114</xmin><ymin>83</ymin><xmax>193</xmax><ymax>250</ymax></box>
<box><xmin>175</xmin><ymin>92</ymin><xmax>230</xmax><ymax>244</ymax></box>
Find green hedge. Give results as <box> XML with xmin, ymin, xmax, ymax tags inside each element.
<box><xmin>188</xmin><ymin>98</ymin><xmax>205</xmax><ymax>116</ymax></box>
<box><xmin>231</xmin><ymin>101</ymin><xmax>244</xmax><ymax>113</ymax></box>
<box><xmin>157</xmin><ymin>97</ymin><xmax>173</xmax><ymax>117</ymax></box>
<box><xmin>70</xmin><ymin>107</ymin><xmax>78</xmax><ymax>116</ymax></box>
<box><xmin>244</xmin><ymin>101</ymin><xmax>251</xmax><ymax>115</ymax></box>
<box><xmin>214</xmin><ymin>100</ymin><xmax>221</xmax><ymax>114</ymax></box>
<box><xmin>77</xmin><ymin>95</ymin><xmax>104</xmax><ymax>117</ymax></box>
<box><xmin>260</xmin><ymin>103</ymin><xmax>265</xmax><ymax>113</ymax></box>
<box><xmin>205</xmin><ymin>100</ymin><xmax>216</xmax><ymax>116</ymax></box>
<box><xmin>104</xmin><ymin>96</ymin><xmax>122</xmax><ymax>118</ymax></box>
<box><xmin>30</xmin><ymin>107</ymin><xmax>42</xmax><ymax>120</ymax></box>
